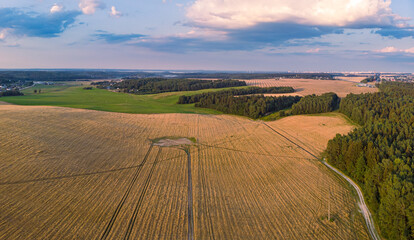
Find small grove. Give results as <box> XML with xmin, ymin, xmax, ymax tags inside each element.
<box><xmin>178</xmin><ymin>87</ymin><xmax>340</xmax><ymax>119</ymax></box>
<box><xmin>197</xmin><ymin>95</ymin><xmax>301</xmax><ymax>119</ymax></box>
<box><xmin>0</xmin><ymin>90</ymin><xmax>24</xmax><ymax>97</ymax></box>
<box><xmin>291</xmin><ymin>92</ymin><xmax>340</xmax><ymax>115</ymax></box>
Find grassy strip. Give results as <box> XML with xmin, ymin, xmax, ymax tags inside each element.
<box><xmin>1</xmin><ymin>84</ymin><xmax>249</xmax><ymax>114</ymax></box>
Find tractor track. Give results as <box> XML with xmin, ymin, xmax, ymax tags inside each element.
<box><xmin>100</xmin><ymin>144</ymin><xmax>154</xmax><ymax>240</ymax></box>
<box><xmin>198</xmin><ymin>146</ymin><xmax>215</xmax><ymax>240</ymax></box>
<box><xmin>186</xmin><ymin>149</ymin><xmax>195</xmax><ymax>240</ymax></box>
<box><xmin>124</xmin><ymin>147</ymin><xmax>162</xmax><ymax>240</ymax></box>
<box><xmin>196</xmin><ymin>116</ymin><xmax>215</xmax><ymax>240</ymax></box>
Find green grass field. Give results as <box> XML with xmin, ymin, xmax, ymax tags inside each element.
<box><xmin>1</xmin><ymin>83</ymin><xmax>246</xmax><ymax>114</ymax></box>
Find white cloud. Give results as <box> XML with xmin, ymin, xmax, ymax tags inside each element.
<box><xmin>79</xmin><ymin>0</ymin><xmax>105</xmax><ymax>15</ymax></box>
<box><xmin>377</xmin><ymin>46</ymin><xmax>414</xmax><ymax>53</ymax></box>
<box><xmin>405</xmin><ymin>48</ymin><xmax>414</xmax><ymax>54</ymax></box>
<box><xmin>109</xmin><ymin>6</ymin><xmax>122</xmax><ymax>18</ymax></box>
<box><xmin>0</xmin><ymin>29</ymin><xmax>13</xmax><ymax>40</ymax></box>
<box><xmin>378</xmin><ymin>46</ymin><xmax>399</xmax><ymax>53</ymax></box>
<box><xmin>50</xmin><ymin>4</ymin><xmax>63</xmax><ymax>14</ymax></box>
<box><xmin>187</xmin><ymin>0</ymin><xmax>405</xmax><ymax>29</ymax></box>
<box><xmin>306</xmin><ymin>48</ymin><xmax>321</xmax><ymax>53</ymax></box>
<box><xmin>0</xmin><ymin>29</ymin><xmax>7</xmax><ymax>40</ymax></box>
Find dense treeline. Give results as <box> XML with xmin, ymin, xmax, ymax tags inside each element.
<box><xmin>0</xmin><ymin>71</ymin><xmax>142</xmax><ymax>82</ymax></box>
<box><xmin>197</xmin><ymin>95</ymin><xmax>301</xmax><ymax>119</ymax></box>
<box><xmin>94</xmin><ymin>78</ymin><xmax>247</xmax><ymax>94</ymax></box>
<box><xmin>177</xmin><ymin>86</ymin><xmax>294</xmax><ymax>104</ymax></box>
<box><xmin>291</xmin><ymin>92</ymin><xmax>340</xmax><ymax>115</ymax></box>
<box><xmin>0</xmin><ymin>79</ymin><xmax>16</xmax><ymax>84</ymax></box>
<box><xmin>177</xmin><ymin>87</ymin><xmax>300</xmax><ymax>118</ymax></box>
<box><xmin>325</xmin><ymin>82</ymin><xmax>414</xmax><ymax>239</ymax></box>
<box><xmin>0</xmin><ymin>90</ymin><xmax>24</xmax><ymax>97</ymax></box>
<box><xmin>174</xmin><ymin>72</ymin><xmax>335</xmax><ymax>80</ymax></box>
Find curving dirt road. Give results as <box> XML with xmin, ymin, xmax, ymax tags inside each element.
<box><xmin>322</xmin><ymin>161</ymin><xmax>381</xmax><ymax>240</ymax></box>
<box><xmin>262</xmin><ymin>122</ymin><xmax>381</xmax><ymax>240</ymax></box>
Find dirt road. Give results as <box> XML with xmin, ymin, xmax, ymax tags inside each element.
<box><xmin>322</xmin><ymin>161</ymin><xmax>381</xmax><ymax>240</ymax></box>
<box><xmin>262</xmin><ymin>122</ymin><xmax>381</xmax><ymax>240</ymax></box>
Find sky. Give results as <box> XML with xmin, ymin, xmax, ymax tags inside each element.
<box><xmin>0</xmin><ymin>0</ymin><xmax>413</xmax><ymax>72</ymax></box>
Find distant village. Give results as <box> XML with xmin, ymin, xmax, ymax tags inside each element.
<box><xmin>0</xmin><ymin>81</ymin><xmax>54</xmax><ymax>93</ymax></box>
<box><xmin>379</xmin><ymin>74</ymin><xmax>414</xmax><ymax>82</ymax></box>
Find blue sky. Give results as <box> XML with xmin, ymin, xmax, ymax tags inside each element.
<box><xmin>0</xmin><ymin>0</ymin><xmax>413</xmax><ymax>72</ymax></box>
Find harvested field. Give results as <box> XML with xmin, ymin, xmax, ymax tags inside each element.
<box><xmin>0</xmin><ymin>105</ymin><xmax>369</xmax><ymax>239</ymax></box>
<box><xmin>335</xmin><ymin>76</ymin><xmax>367</xmax><ymax>83</ymax></box>
<box><xmin>244</xmin><ymin>78</ymin><xmax>378</xmax><ymax>97</ymax></box>
<box><xmin>268</xmin><ymin>114</ymin><xmax>355</xmax><ymax>154</ymax></box>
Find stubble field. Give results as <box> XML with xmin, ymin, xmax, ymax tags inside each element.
<box><xmin>245</xmin><ymin>78</ymin><xmax>378</xmax><ymax>97</ymax></box>
<box><xmin>0</xmin><ymin>104</ymin><xmax>369</xmax><ymax>239</ymax></box>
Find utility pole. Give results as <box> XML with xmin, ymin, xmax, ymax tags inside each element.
<box><xmin>328</xmin><ymin>187</ymin><xmax>331</xmax><ymax>221</ymax></box>
<box><xmin>328</xmin><ymin>196</ymin><xmax>330</xmax><ymax>221</ymax></box>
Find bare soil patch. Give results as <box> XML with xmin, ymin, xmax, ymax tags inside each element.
<box><xmin>0</xmin><ymin>101</ymin><xmax>14</xmax><ymax>105</ymax></box>
<box><xmin>153</xmin><ymin>137</ymin><xmax>194</xmax><ymax>147</ymax></box>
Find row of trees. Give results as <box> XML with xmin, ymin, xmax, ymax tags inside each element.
<box><xmin>177</xmin><ymin>86</ymin><xmax>294</xmax><ymax>104</ymax></box>
<box><xmin>0</xmin><ymin>90</ymin><xmax>24</xmax><ymax>97</ymax></box>
<box><xmin>94</xmin><ymin>78</ymin><xmax>247</xmax><ymax>94</ymax></box>
<box><xmin>290</xmin><ymin>92</ymin><xmax>340</xmax><ymax>115</ymax></box>
<box><xmin>325</xmin><ymin>82</ymin><xmax>414</xmax><ymax>239</ymax></box>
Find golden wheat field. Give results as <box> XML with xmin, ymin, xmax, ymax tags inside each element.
<box><xmin>244</xmin><ymin>78</ymin><xmax>378</xmax><ymax>97</ymax></box>
<box><xmin>0</xmin><ymin>104</ymin><xmax>369</xmax><ymax>239</ymax></box>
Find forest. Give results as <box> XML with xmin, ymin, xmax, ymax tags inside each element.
<box><xmin>290</xmin><ymin>92</ymin><xmax>340</xmax><ymax>115</ymax></box>
<box><xmin>94</xmin><ymin>78</ymin><xmax>247</xmax><ymax>94</ymax></box>
<box><xmin>0</xmin><ymin>70</ymin><xmax>143</xmax><ymax>82</ymax></box>
<box><xmin>325</xmin><ymin>82</ymin><xmax>414</xmax><ymax>239</ymax></box>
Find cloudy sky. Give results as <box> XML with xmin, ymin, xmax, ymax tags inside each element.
<box><xmin>0</xmin><ymin>0</ymin><xmax>413</xmax><ymax>72</ymax></box>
